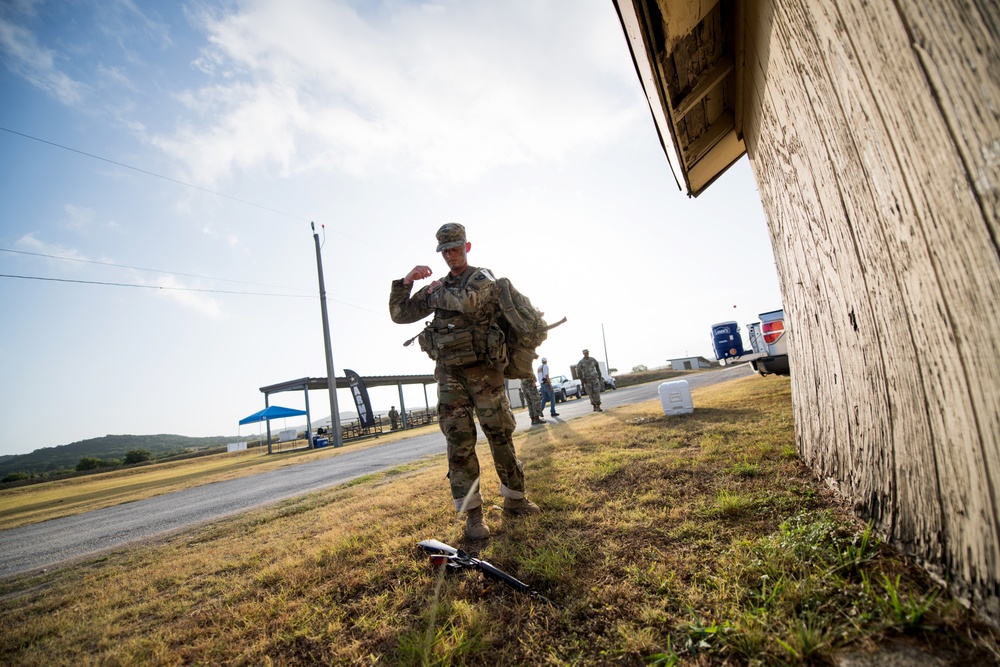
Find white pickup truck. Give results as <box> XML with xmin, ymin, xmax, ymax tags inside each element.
<box><xmin>551</xmin><ymin>375</ymin><xmax>583</xmax><ymax>402</ymax></box>
<box><xmin>746</xmin><ymin>309</ymin><xmax>790</xmax><ymax>375</ymax></box>
<box><xmin>711</xmin><ymin>308</ymin><xmax>790</xmax><ymax>376</ymax></box>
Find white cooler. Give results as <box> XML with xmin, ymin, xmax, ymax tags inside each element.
<box><xmin>658</xmin><ymin>380</ymin><xmax>693</xmax><ymax>415</ymax></box>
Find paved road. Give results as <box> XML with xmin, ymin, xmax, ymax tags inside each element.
<box><xmin>0</xmin><ymin>364</ymin><xmax>752</xmax><ymax>579</ymax></box>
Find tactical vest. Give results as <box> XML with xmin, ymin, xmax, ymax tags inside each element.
<box><xmin>415</xmin><ymin>269</ymin><xmax>507</xmax><ymax>369</ymax></box>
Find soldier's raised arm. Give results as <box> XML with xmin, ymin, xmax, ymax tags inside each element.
<box><xmin>404</xmin><ymin>265</ymin><xmax>433</xmax><ymax>285</ymax></box>
<box><xmin>389</xmin><ymin>267</ymin><xmax>436</xmax><ymax>324</ymax></box>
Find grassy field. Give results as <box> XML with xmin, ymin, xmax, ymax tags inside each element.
<box><xmin>0</xmin><ymin>423</ymin><xmax>440</xmax><ymax>531</ymax></box>
<box><xmin>0</xmin><ymin>376</ymin><xmax>997</xmax><ymax>665</ymax></box>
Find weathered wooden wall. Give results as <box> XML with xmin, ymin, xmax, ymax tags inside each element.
<box><xmin>739</xmin><ymin>0</ymin><xmax>1000</xmax><ymax>619</ymax></box>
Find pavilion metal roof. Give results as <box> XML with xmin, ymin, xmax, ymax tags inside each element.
<box><xmin>258</xmin><ymin>374</ymin><xmax>435</xmax><ymax>394</ymax></box>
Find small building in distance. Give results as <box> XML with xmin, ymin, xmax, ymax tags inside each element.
<box><xmin>667</xmin><ymin>356</ymin><xmax>715</xmax><ymax>371</ymax></box>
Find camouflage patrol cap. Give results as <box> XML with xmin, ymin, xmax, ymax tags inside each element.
<box><xmin>435</xmin><ymin>223</ymin><xmax>467</xmax><ymax>252</ymax></box>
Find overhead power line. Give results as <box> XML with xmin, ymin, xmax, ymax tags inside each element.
<box><xmin>0</xmin><ymin>247</ymin><xmax>312</xmax><ymax>294</ymax></box>
<box><xmin>0</xmin><ymin>273</ymin><xmax>311</xmax><ymax>297</ymax></box>
<box><xmin>0</xmin><ymin>125</ymin><xmax>377</xmax><ymax>251</ymax></box>
<box><xmin>0</xmin><ymin>126</ymin><xmax>310</xmax><ymax>223</ymax></box>
<box><xmin>0</xmin><ymin>273</ymin><xmax>388</xmax><ymax>316</ymax></box>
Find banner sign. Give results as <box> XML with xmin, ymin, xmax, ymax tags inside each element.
<box><xmin>344</xmin><ymin>368</ymin><xmax>375</xmax><ymax>427</ymax></box>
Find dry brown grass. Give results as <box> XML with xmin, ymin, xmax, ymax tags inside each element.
<box><xmin>0</xmin><ymin>423</ymin><xmax>439</xmax><ymax>530</ymax></box>
<box><xmin>0</xmin><ymin>377</ymin><xmax>996</xmax><ymax>665</ymax></box>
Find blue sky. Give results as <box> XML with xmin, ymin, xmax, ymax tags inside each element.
<box><xmin>0</xmin><ymin>0</ymin><xmax>782</xmax><ymax>456</ymax></box>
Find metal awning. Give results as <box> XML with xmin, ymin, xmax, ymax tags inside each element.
<box><xmin>259</xmin><ymin>374</ymin><xmax>435</xmax><ymax>394</ymax></box>
<box><xmin>257</xmin><ymin>374</ymin><xmax>436</xmax><ymax>437</ymax></box>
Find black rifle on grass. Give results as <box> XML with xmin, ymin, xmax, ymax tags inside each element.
<box><xmin>417</xmin><ymin>539</ymin><xmax>551</xmax><ymax>604</ymax></box>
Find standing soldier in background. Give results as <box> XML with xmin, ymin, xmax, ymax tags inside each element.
<box><xmin>522</xmin><ymin>373</ymin><xmax>544</xmax><ymax>425</ymax></box>
<box><xmin>388</xmin><ymin>406</ymin><xmax>400</xmax><ymax>430</ymax></box>
<box><xmin>389</xmin><ymin>223</ymin><xmax>541</xmax><ymax>540</ymax></box>
<box><xmin>577</xmin><ymin>349</ymin><xmax>603</xmax><ymax>412</ymax></box>
<box><xmin>537</xmin><ymin>358</ymin><xmax>559</xmax><ymax>418</ymax></box>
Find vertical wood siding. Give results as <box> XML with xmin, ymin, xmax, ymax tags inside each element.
<box><xmin>740</xmin><ymin>0</ymin><xmax>1000</xmax><ymax>619</ymax></box>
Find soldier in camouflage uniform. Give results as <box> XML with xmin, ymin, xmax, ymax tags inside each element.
<box><xmin>389</xmin><ymin>223</ymin><xmax>541</xmax><ymax>540</ymax></box>
<box><xmin>522</xmin><ymin>373</ymin><xmax>544</xmax><ymax>425</ymax></box>
<box><xmin>576</xmin><ymin>349</ymin><xmax>604</xmax><ymax>412</ymax></box>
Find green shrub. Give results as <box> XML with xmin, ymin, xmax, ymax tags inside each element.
<box><xmin>75</xmin><ymin>457</ymin><xmax>120</xmax><ymax>471</ymax></box>
<box><xmin>124</xmin><ymin>449</ymin><xmax>152</xmax><ymax>464</ymax></box>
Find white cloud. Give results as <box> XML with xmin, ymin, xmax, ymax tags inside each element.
<box><xmin>227</xmin><ymin>234</ymin><xmax>252</xmax><ymax>257</ymax></box>
<box><xmin>16</xmin><ymin>232</ymin><xmax>88</xmax><ymax>262</ymax></box>
<box><xmin>154</xmin><ymin>0</ymin><xmax>642</xmax><ymax>185</ymax></box>
<box><xmin>61</xmin><ymin>204</ymin><xmax>96</xmax><ymax>232</ymax></box>
<box><xmin>0</xmin><ymin>15</ymin><xmax>87</xmax><ymax>106</ymax></box>
<box><xmin>95</xmin><ymin>63</ymin><xmax>135</xmax><ymax>91</ymax></box>
<box><xmin>149</xmin><ymin>274</ymin><xmax>226</xmax><ymax>320</ymax></box>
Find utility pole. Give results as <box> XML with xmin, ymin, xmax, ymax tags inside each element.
<box><xmin>312</xmin><ymin>222</ymin><xmax>343</xmax><ymax>448</ymax></box>
<box><xmin>602</xmin><ymin>323</ymin><xmax>611</xmax><ymax>372</ymax></box>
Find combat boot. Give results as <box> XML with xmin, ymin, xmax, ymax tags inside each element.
<box><xmin>464</xmin><ymin>506</ymin><xmax>490</xmax><ymax>539</ymax></box>
<box><xmin>503</xmin><ymin>497</ymin><xmax>541</xmax><ymax>516</ymax></box>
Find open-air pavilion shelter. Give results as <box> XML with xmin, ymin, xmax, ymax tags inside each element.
<box><xmin>253</xmin><ymin>374</ymin><xmax>435</xmax><ymax>452</ymax></box>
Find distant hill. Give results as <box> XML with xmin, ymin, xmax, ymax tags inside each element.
<box><xmin>0</xmin><ymin>434</ymin><xmax>246</xmax><ymax>477</ymax></box>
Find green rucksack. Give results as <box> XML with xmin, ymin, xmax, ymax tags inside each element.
<box><xmin>496</xmin><ymin>278</ymin><xmax>565</xmax><ymax>380</ymax></box>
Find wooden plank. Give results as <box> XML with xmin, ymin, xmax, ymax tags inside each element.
<box><xmin>734</xmin><ymin>0</ymin><xmax>746</xmax><ymax>138</ymax></box>
<box><xmin>672</xmin><ymin>30</ymin><xmax>693</xmax><ymax>94</ymax></box>
<box><xmin>752</xmin><ymin>8</ymin><xmax>870</xmax><ymax>515</ymax></box>
<box><xmin>833</xmin><ymin>0</ymin><xmax>1000</xmax><ymax>612</ymax></box>
<box><xmin>779</xmin><ymin>0</ymin><xmax>947</xmax><ymax>563</ymax></box>
<box><xmin>743</xmin><ymin>0</ymin><xmax>999</xmax><ymax>616</ymax></box>
<box><xmin>675</xmin><ymin>57</ymin><xmax>734</xmax><ymax>117</ymax></box>
<box><xmin>685</xmin><ymin>110</ymin><xmax>735</xmax><ymax>166</ymax></box>
<box><xmin>898</xmin><ymin>0</ymin><xmax>1000</xmax><ymax>246</ymax></box>
<box><xmin>687</xmin><ymin>131</ymin><xmax>746</xmax><ymax>193</ymax></box>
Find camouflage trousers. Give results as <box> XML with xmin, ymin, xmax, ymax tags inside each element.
<box><xmin>583</xmin><ymin>378</ymin><xmax>602</xmax><ymax>407</ymax></box>
<box><xmin>523</xmin><ymin>378</ymin><xmax>543</xmax><ymax>419</ymax></box>
<box><xmin>437</xmin><ymin>363</ymin><xmax>526</xmax><ymax>512</ymax></box>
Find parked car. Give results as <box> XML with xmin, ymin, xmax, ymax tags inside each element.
<box><xmin>550</xmin><ymin>375</ymin><xmax>583</xmax><ymax>402</ymax></box>
<box><xmin>598</xmin><ymin>361</ymin><xmax>617</xmax><ymax>390</ymax></box>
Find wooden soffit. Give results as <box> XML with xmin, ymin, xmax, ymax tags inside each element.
<box><xmin>614</xmin><ymin>0</ymin><xmax>745</xmax><ymax>196</ymax></box>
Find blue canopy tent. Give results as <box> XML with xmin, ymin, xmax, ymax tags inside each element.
<box><xmin>239</xmin><ymin>405</ymin><xmax>307</xmax><ymax>425</ymax></box>
<box><xmin>238</xmin><ymin>405</ymin><xmax>308</xmax><ymax>455</ymax></box>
